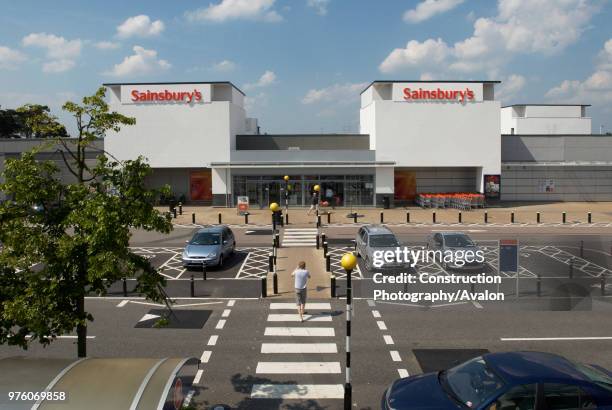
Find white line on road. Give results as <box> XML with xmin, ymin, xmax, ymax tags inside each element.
<box><xmin>397</xmin><ymin>369</ymin><xmax>409</xmax><ymax>378</ymax></box>
<box><xmin>184</xmin><ymin>390</ymin><xmax>195</xmax><ymax>406</ymax></box>
<box><xmin>207</xmin><ymin>335</ymin><xmax>218</xmax><ymax>346</ymax></box>
<box><xmin>383</xmin><ymin>335</ymin><xmax>394</xmax><ymax>345</ymax></box>
<box><xmin>256</xmin><ymin>362</ymin><xmax>341</xmax><ymax>374</ymax></box>
<box><xmin>264</xmin><ymin>327</ymin><xmax>335</xmax><ymax>337</ymax></box>
<box><xmin>227</xmin><ymin>300</ymin><xmax>236</xmax><ymax>307</ymax></box>
<box><xmin>270</xmin><ymin>302</ymin><xmax>331</xmax><ymax>310</ymax></box>
<box><xmin>117</xmin><ymin>300</ymin><xmax>129</xmax><ymax>308</ymax></box>
<box><xmin>215</xmin><ymin>320</ymin><xmax>226</xmax><ymax>329</ymax></box>
<box><xmin>261</xmin><ymin>343</ymin><xmax>337</xmax><ymax>354</ymax></box>
<box><xmin>390</xmin><ymin>351</ymin><xmax>402</xmax><ymax>362</ymax></box>
<box><xmin>222</xmin><ymin>309</ymin><xmax>231</xmax><ymax>318</ymax></box>
<box><xmin>367</xmin><ymin>300</ymin><xmax>376</xmax><ymax>307</ymax></box>
<box><xmin>267</xmin><ymin>314</ymin><xmax>332</xmax><ymax>322</ymax></box>
<box><xmin>251</xmin><ymin>384</ymin><xmax>344</xmax><ymax>399</ymax></box>
<box><xmin>172</xmin><ymin>302</ymin><xmax>223</xmax><ymax>307</ymax></box>
<box><xmin>472</xmin><ymin>301</ymin><xmax>483</xmax><ymax>309</ymax></box>
<box><xmin>235</xmin><ymin>251</ymin><xmax>252</xmax><ymax>279</ymax></box>
<box><xmin>200</xmin><ymin>351</ymin><xmax>212</xmax><ymax>363</ymax></box>
<box><xmin>126</xmin><ymin>300</ymin><xmax>165</xmax><ymax>307</ymax></box>
<box><xmin>193</xmin><ymin>369</ymin><xmax>203</xmax><ymax>384</ymax></box>
<box><xmin>377</xmin><ymin>321</ymin><xmax>387</xmax><ymax>330</ymax></box>
<box><xmin>501</xmin><ymin>336</ymin><xmax>612</xmax><ymax>341</ymax></box>
<box><xmin>372</xmin><ymin>310</ymin><xmax>381</xmax><ymax>318</ymax></box>
<box><xmin>26</xmin><ymin>335</ymin><xmax>95</xmax><ymax>340</ymax></box>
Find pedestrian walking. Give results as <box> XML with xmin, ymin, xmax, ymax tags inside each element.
<box><xmin>292</xmin><ymin>261</ymin><xmax>311</xmax><ymax>322</ymax></box>
<box><xmin>307</xmin><ymin>190</ymin><xmax>319</xmax><ymax>215</ymax></box>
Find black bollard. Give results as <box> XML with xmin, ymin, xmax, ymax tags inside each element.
<box><xmin>285</xmin><ymin>212</ymin><xmax>289</xmax><ymax>225</ymax></box>
<box><xmin>261</xmin><ymin>276</ymin><xmax>267</xmax><ymax>298</ymax></box>
<box><xmin>178</xmin><ymin>203</ymin><xmax>183</xmax><ymax>215</ymax></box>
<box><xmin>192</xmin><ymin>213</ymin><xmax>196</xmax><ymax>224</ymax></box>
<box><xmin>321</xmin><ymin>233</ymin><xmax>326</xmax><ymax>245</ymax></box>
<box><xmin>244</xmin><ymin>213</ymin><xmax>249</xmax><ymax>225</ymax></box>
<box><xmin>202</xmin><ymin>262</ymin><xmax>207</xmax><ymax>281</ymax></box>
<box><xmin>316</xmin><ymin>234</ymin><xmax>320</xmax><ymax>249</ymax></box>
<box><xmin>380</xmin><ymin>211</ymin><xmax>384</xmax><ymax>223</ymax></box>
<box><xmin>353</xmin><ymin>213</ymin><xmax>358</xmax><ymax>223</ymax></box>
<box><xmin>317</xmin><ymin>215</ymin><xmax>321</xmax><ymax>228</ymax></box>
<box><xmin>484</xmin><ymin>211</ymin><xmax>488</xmax><ymax>224</ymax></box>
<box><xmin>406</xmin><ymin>211</ymin><xmax>410</xmax><ymax>223</ymax></box>
<box><xmin>331</xmin><ymin>275</ymin><xmax>336</xmax><ymax>298</ymax></box>
<box><xmin>275</xmin><ymin>232</ymin><xmax>280</xmax><ymax>248</ymax></box>
<box><xmin>218</xmin><ymin>212</ymin><xmax>222</xmax><ymax>224</ymax></box>
<box><xmin>536</xmin><ymin>212</ymin><xmax>540</xmax><ymax>224</ymax></box>
<box><xmin>459</xmin><ymin>212</ymin><xmax>462</xmax><ymax>223</ymax></box>
<box><xmin>173</xmin><ymin>208</ymin><xmax>177</xmax><ymax>219</ymax></box>
<box><xmin>122</xmin><ymin>277</ymin><xmax>127</xmax><ymax>297</ymax></box>
<box><xmin>432</xmin><ymin>211</ymin><xmax>436</xmax><ymax>224</ymax></box>
<box><xmin>511</xmin><ymin>212</ymin><xmax>515</xmax><ymax>223</ymax></box>
<box><xmin>327</xmin><ymin>212</ymin><xmax>331</xmax><ymax>224</ymax></box>
<box><xmin>272</xmin><ymin>215</ymin><xmax>277</xmax><ymax>232</ymax></box>
<box><xmin>323</xmin><ymin>242</ymin><xmax>328</xmax><ymax>257</ymax></box>
<box><xmin>190</xmin><ymin>275</ymin><xmax>195</xmax><ymax>297</ymax></box>
<box><xmin>269</xmin><ymin>254</ymin><xmax>274</xmax><ymax>272</ymax></box>
<box><xmin>326</xmin><ymin>255</ymin><xmax>331</xmax><ymax>272</ymax></box>
<box><xmin>588</xmin><ymin>212</ymin><xmax>592</xmax><ymax>223</ymax></box>
<box><xmin>562</xmin><ymin>212</ymin><xmax>566</xmax><ymax>224</ymax></box>
<box><xmin>273</xmin><ymin>272</ymin><xmax>278</xmax><ymax>294</ymax></box>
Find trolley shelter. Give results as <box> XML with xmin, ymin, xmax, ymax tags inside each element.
<box><xmin>0</xmin><ymin>357</ymin><xmax>199</xmax><ymax>410</ymax></box>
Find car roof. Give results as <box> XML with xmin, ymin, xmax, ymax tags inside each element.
<box><xmin>363</xmin><ymin>225</ymin><xmax>394</xmax><ymax>235</ymax></box>
<box><xmin>195</xmin><ymin>225</ymin><xmax>227</xmax><ymax>234</ymax></box>
<box><xmin>485</xmin><ymin>351</ymin><xmax>590</xmax><ymax>385</ymax></box>
<box><xmin>436</xmin><ymin>231</ymin><xmax>469</xmax><ymax>236</ymax></box>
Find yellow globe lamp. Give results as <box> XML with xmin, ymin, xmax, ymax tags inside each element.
<box><xmin>313</xmin><ymin>184</ymin><xmax>320</xmax><ymax>192</ymax></box>
<box><xmin>283</xmin><ymin>175</ymin><xmax>290</xmax><ymax>181</ymax></box>
<box><xmin>269</xmin><ymin>202</ymin><xmax>280</xmax><ymax>212</ymax></box>
<box><xmin>340</xmin><ymin>252</ymin><xmax>357</xmax><ymax>271</ymax></box>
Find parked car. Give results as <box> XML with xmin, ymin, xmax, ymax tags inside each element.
<box><xmin>426</xmin><ymin>231</ymin><xmax>484</xmax><ymax>270</ymax></box>
<box><xmin>355</xmin><ymin>225</ymin><xmax>407</xmax><ymax>271</ymax></box>
<box><xmin>382</xmin><ymin>351</ymin><xmax>612</xmax><ymax>410</ymax></box>
<box><xmin>182</xmin><ymin>226</ymin><xmax>235</xmax><ymax>269</ymax></box>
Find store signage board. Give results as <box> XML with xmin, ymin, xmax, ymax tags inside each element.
<box><xmin>120</xmin><ymin>84</ymin><xmax>212</xmax><ymax>104</ymax></box>
<box><xmin>237</xmin><ymin>196</ymin><xmax>249</xmax><ymax>215</ymax></box>
<box><xmin>391</xmin><ymin>83</ymin><xmax>483</xmax><ymax>103</ymax></box>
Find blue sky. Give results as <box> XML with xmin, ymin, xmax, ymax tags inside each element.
<box><xmin>0</xmin><ymin>0</ymin><xmax>611</xmax><ymax>135</ymax></box>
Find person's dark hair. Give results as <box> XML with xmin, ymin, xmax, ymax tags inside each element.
<box><xmin>298</xmin><ymin>261</ymin><xmax>306</xmax><ymax>269</ymax></box>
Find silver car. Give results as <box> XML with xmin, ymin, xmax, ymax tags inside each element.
<box><xmin>426</xmin><ymin>231</ymin><xmax>484</xmax><ymax>270</ymax></box>
<box><xmin>182</xmin><ymin>226</ymin><xmax>235</xmax><ymax>268</ymax></box>
<box><xmin>355</xmin><ymin>225</ymin><xmax>407</xmax><ymax>271</ymax></box>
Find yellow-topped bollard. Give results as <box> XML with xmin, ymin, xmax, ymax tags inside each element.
<box><xmin>340</xmin><ymin>252</ymin><xmax>357</xmax><ymax>271</ymax></box>
<box><xmin>283</xmin><ymin>175</ymin><xmax>290</xmax><ymax>181</ymax></box>
<box><xmin>313</xmin><ymin>184</ymin><xmax>320</xmax><ymax>192</ymax></box>
<box><xmin>269</xmin><ymin>202</ymin><xmax>280</xmax><ymax>212</ymax></box>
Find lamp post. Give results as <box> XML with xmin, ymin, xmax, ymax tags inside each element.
<box><xmin>341</xmin><ymin>252</ymin><xmax>357</xmax><ymax>410</ymax></box>
<box><xmin>270</xmin><ymin>202</ymin><xmax>280</xmax><ymax>233</ymax></box>
<box><xmin>283</xmin><ymin>175</ymin><xmax>290</xmax><ymax>211</ymax></box>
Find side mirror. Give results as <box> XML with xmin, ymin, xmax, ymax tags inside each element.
<box><xmin>185</xmin><ymin>240</ymin><xmax>189</xmax><ymax>244</ymax></box>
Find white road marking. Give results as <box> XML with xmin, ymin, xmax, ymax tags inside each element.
<box><xmin>472</xmin><ymin>301</ymin><xmax>483</xmax><ymax>309</ymax></box>
<box><xmin>264</xmin><ymin>327</ymin><xmax>335</xmax><ymax>337</ymax></box>
<box><xmin>127</xmin><ymin>300</ymin><xmax>165</xmax><ymax>307</ymax></box>
<box><xmin>367</xmin><ymin>299</ymin><xmax>376</xmax><ymax>307</ymax></box>
<box><xmin>397</xmin><ymin>369</ymin><xmax>409</xmax><ymax>378</ymax></box>
<box><xmin>390</xmin><ymin>351</ymin><xmax>402</xmax><ymax>362</ymax></box>
<box><xmin>193</xmin><ymin>369</ymin><xmax>203</xmax><ymax>384</ymax></box>
<box><xmin>377</xmin><ymin>321</ymin><xmax>387</xmax><ymax>330</ymax></box>
<box><xmin>227</xmin><ymin>300</ymin><xmax>236</xmax><ymax>307</ymax></box>
<box><xmin>270</xmin><ymin>302</ymin><xmax>331</xmax><ymax>310</ymax></box>
<box><xmin>372</xmin><ymin>310</ymin><xmax>381</xmax><ymax>318</ymax></box>
<box><xmin>183</xmin><ymin>390</ymin><xmax>195</xmax><ymax>406</ymax></box>
<box><xmin>215</xmin><ymin>320</ymin><xmax>226</xmax><ymax>329</ymax></box>
<box><xmin>138</xmin><ymin>313</ymin><xmax>161</xmax><ymax>322</ymax></box>
<box><xmin>200</xmin><ymin>351</ymin><xmax>212</xmax><ymax>363</ymax></box>
<box><xmin>26</xmin><ymin>335</ymin><xmax>96</xmax><ymax>340</ymax></box>
<box><xmin>251</xmin><ymin>384</ymin><xmax>344</xmax><ymax>399</ymax></box>
<box><xmin>207</xmin><ymin>335</ymin><xmax>218</xmax><ymax>346</ymax></box>
<box><xmin>222</xmin><ymin>309</ymin><xmax>231</xmax><ymax>318</ymax></box>
<box><xmin>235</xmin><ymin>251</ymin><xmax>252</xmax><ymax>279</ymax></box>
<box><xmin>501</xmin><ymin>336</ymin><xmax>612</xmax><ymax>341</ymax></box>
<box><xmin>267</xmin><ymin>314</ymin><xmax>332</xmax><ymax>322</ymax></box>
<box><xmin>172</xmin><ymin>302</ymin><xmax>223</xmax><ymax>307</ymax></box>
<box><xmin>117</xmin><ymin>300</ymin><xmax>129</xmax><ymax>307</ymax></box>
<box><xmin>261</xmin><ymin>343</ymin><xmax>337</xmax><ymax>354</ymax></box>
<box><xmin>383</xmin><ymin>335</ymin><xmax>394</xmax><ymax>345</ymax></box>
<box><xmin>256</xmin><ymin>362</ymin><xmax>341</xmax><ymax>374</ymax></box>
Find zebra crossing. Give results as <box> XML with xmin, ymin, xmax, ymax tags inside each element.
<box><xmin>282</xmin><ymin>228</ymin><xmax>319</xmax><ymax>247</ymax></box>
<box><xmin>250</xmin><ymin>302</ymin><xmax>344</xmax><ymax>400</ymax></box>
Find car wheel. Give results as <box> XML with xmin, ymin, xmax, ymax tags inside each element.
<box><xmin>218</xmin><ymin>255</ymin><xmax>224</xmax><ymax>268</ymax></box>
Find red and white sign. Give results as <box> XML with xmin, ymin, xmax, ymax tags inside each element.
<box><xmin>173</xmin><ymin>378</ymin><xmax>184</xmax><ymax>410</ymax></box>
<box><xmin>392</xmin><ymin>83</ymin><xmax>483</xmax><ymax>103</ymax></box>
<box><xmin>402</xmin><ymin>87</ymin><xmax>475</xmax><ymax>103</ymax></box>
<box><xmin>131</xmin><ymin>89</ymin><xmax>202</xmax><ymax>103</ymax></box>
<box><xmin>120</xmin><ymin>84</ymin><xmax>211</xmax><ymax>105</ymax></box>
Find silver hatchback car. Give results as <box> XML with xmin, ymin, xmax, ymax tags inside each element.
<box><xmin>355</xmin><ymin>225</ymin><xmax>407</xmax><ymax>271</ymax></box>
<box><xmin>182</xmin><ymin>226</ymin><xmax>235</xmax><ymax>268</ymax></box>
<box><xmin>426</xmin><ymin>231</ymin><xmax>484</xmax><ymax>270</ymax></box>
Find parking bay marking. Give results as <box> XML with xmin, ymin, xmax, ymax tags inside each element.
<box><xmin>501</xmin><ymin>336</ymin><xmax>612</xmax><ymax>341</ymax></box>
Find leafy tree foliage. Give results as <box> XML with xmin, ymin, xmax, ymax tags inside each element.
<box><xmin>0</xmin><ymin>104</ymin><xmax>68</xmax><ymax>139</ymax></box>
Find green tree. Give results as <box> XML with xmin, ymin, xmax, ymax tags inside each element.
<box><xmin>0</xmin><ymin>87</ymin><xmax>172</xmax><ymax>357</ymax></box>
<box><xmin>16</xmin><ymin>104</ymin><xmax>68</xmax><ymax>139</ymax></box>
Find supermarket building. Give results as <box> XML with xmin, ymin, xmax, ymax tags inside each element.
<box><xmin>2</xmin><ymin>80</ymin><xmax>611</xmax><ymax>206</ymax></box>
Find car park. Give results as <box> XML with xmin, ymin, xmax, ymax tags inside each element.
<box><xmin>382</xmin><ymin>351</ymin><xmax>612</xmax><ymax>410</ymax></box>
<box><xmin>426</xmin><ymin>231</ymin><xmax>485</xmax><ymax>271</ymax></box>
<box><xmin>355</xmin><ymin>225</ymin><xmax>408</xmax><ymax>271</ymax></box>
<box><xmin>182</xmin><ymin>226</ymin><xmax>235</xmax><ymax>269</ymax></box>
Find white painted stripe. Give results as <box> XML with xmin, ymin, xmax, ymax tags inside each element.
<box><xmin>383</xmin><ymin>335</ymin><xmax>394</xmax><ymax>345</ymax></box>
<box><xmin>282</xmin><ymin>238</ymin><xmax>317</xmax><ymax>243</ymax></box>
<box><xmin>183</xmin><ymin>390</ymin><xmax>195</xmax><ymax>406</ymax></box>
<box><xmin>117</xmin><ymin>300</ymin><xmax>129</xmax><ymax>307</ymax></box>
<box><xmin>200</xmin><ymin>351</ymin><xmax>212</xmax><ymax>363</ymax></box>
<box><xmin>390</xmin><ymin>351</ymin><xmax>402</xmax><ymax>362</ymax></box>
<box><xmin>26</xmin><ymin>335</ymin><xmax>96</xmax><ymax>340</ymax></box>
<box><xmin>235</xmin><ymin>251</ymin><xmax>251</xmax><ymax>279</ymax></box>
<box><xmin>227</xmin><ymin>300</ymin><xmax>236</xmax><ymax>307</ymax></box>
<box><xmin>264</xmin><ymin>327</ymin><xmax>335</xmax><ymax>337</ymax></box>
<box><xmin>222</xmin><ymin>309</ymin><xmax>231</xmax><ymax>317</ymax></box>
<box><xmin>270</xmin><ymin>302</ymin><xmax>331</xmax><ymax>310</ymax></box>
<box><xmin>251</xmin><ymin>384</ymin><xmax>344</xmax><ymax>399</ymax></box>
<box><xmin>372</xmin><ymin>310</ymin><xmax>381</xmax><ymax>318</ymax></box>
<box><xmin>472</xmin><ymin>301</ymin><xmax>483</xmax><ymax>309</ymax></box>
<box><xmin>397</xmin><ymin>369</ymin><xmax>409</xmax><ymax>378</ymax></box>
<box><xmin>193</xmin><ymin>369</ymin><xmax>203</xmax><ymax>385</ymax></box>
<box><xmin>367</xmin><ymin>299</ymin><xmax>376</xmax><ymax>307</ymax></box>
<box><xmin>284</xmin><ymin>232</ymin><xmax>318</xmax><ymax>236</ymax></box>
<box><xmin>207</xmin><ymin>335</ymin><xmax>218</xmax><ymax>346</ymax></box>
<box><xmin>216</xmin><ymin>319</ymin><xmax>226</xmax><ymax>329</ymax></box>
<box><xmin>501</xmin><ymin>336</ymin><xmax>612</xmax><ymax>341</ymax></box>
<box><xmin>261</xmin><ymin>343</ymin><xmax>337</xmax><ymax>354</ymax></box>
<box><xmin>377</xmin><ymin>321</ymin><xmax>387</xmax><ymax>330</ymax></box>
<box><xmin>267</xmin><ymin>314</ymin><xmax>332</xmax><ymax>322</ymax></box>
<box><xmin>283</xmin><ymin>243</ymin><xmax>316</xmax><ymax>247</ymax></box>
<box><xmin>285</xmin><ymin>229</ymin><xmax>319</xmax><ymax>232</ymax></box>
<box><xmin>256</xmin><ymin>362</ymin><xmax>341</xmax><ymax>374</ymax></box>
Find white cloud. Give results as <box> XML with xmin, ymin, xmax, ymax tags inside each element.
<box><xmin>116</xmin><ymin>15</ymin><xmax>164</xmax><ymax>38</ymax></box>
<box><xmin>381</xmin><ymin>0</ymin><xmax>600</xmax><ymax>74</ymax></box>
<box><xmin>104</xmin><ymin>46</ymin><xmax>170</xmax><ymax>77</ymax></box>
<box><xmin>244</xmin><ymin>70</ymin><xmax>276</xmax><ymax>90</ymax></box>
<box><xmin>212</xmin><ymin>60</ymin><xmax>237</xmax><ymax>72</ymax></box>
<box><xmin>22</xmin><ymin>33</ymin><xmax>82</xmax><ymax>73</ymax></box>
<box><xmin>496</xmin><ymin>74</ymin><xmax>526</xmax><ymax>101</ymax></box>
<box><xmin>404</xmin><ymin>0</ymin><xmax>464</xmax><ymax>23</ymax></box>
<box><xmin>379</xmin><ymin>38</ymin><xmax>450</xmax><ymax>73</ymax></box>
<box><xmin>186</xmin><ymin>0</ymin><xmax>282</xmax><ymax>23</ymax></box>
<box><xmin>301</xmin><ymin>82</ymin><xmax>368</xmax><ymax>104</ymax></box>
<box><xmin>95</xmin><ymin>41</ymin><xmax>121</xmax><ymax>50</ymax></box>
<box><xmin>597</xmin><ymin>39</ymin><xmax>612</xmax><ymax>70</ymax></box>
<box><xmin>0</xmin><ymin>46</ymin><xmax>27</xmax><ymax>69</ymax></box>
<box><xmin>307</xmin><ymin>0</ymin><xmax>330</xmax><ymax>16</ymax></box>
<box><xmin>244</xmin><ymin>92</ymin><xmax>268</xmax><ymax>112</ymax></box>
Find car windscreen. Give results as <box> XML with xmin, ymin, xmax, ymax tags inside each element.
<box><xmin>444</xmin><ymin>234</ymin><xmax>474</xmax><ymax>248</ymax></box>
<box><xmin>190</xmin><ymin>233</ymin><xmax>221</xmax><ymax>245</ymax></box>
<box><xmin>573</xmin><ymin>362</ymin><xmax>612</xmax><ymax>392</ymax></box>
<box><xmin>441</xmin><ymin>356</ymin><xmax>505</xmax><ymax>408</ymax></box>
<box><xmin>369</xmin><ymin>234</ymin><xmax>399</xmax><ymax>247</ymax></box>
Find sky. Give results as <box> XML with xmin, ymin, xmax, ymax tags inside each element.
<box><xmin>0</xmin><ymin>0</ymin><xmax>611</xmax><ymax>135</ymax></box>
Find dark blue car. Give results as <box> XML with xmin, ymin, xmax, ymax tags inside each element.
<box><xmin>382</xmin><ymin>351</ymin><xmax>612</xmax><ymax>409</ymax></box>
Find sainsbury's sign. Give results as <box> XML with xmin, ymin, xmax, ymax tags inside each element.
<box><xmin>131</xmin><ymin>89</ymin><xmax>202</xmax><ymax>103</ymax></box>
<box><xmin>403</xmin><ymin>87</ymin><xmax>475</xmax><ymax>103</ymax></box>
<box><xmin>391</xmin><ymin>83</ymin><xmax>482</xmax><ymax>103</ymax></box>
<box><xmin>120</xmin><ymin>84</ymin><xmax>212</xmax><ymax>105</ymax></box>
